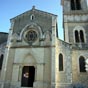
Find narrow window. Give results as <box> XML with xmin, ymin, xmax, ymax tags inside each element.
<box><xmin>75</xmin><ymin>30</ymin><xmax>79</xmax><ymax>43</ymax></box>
<box><xmin>31</xmin><ymin>15</ymin><xmax>34</xmax><ymax>20</ymax></box>
<box><xmin>71</xmin><ymin>0</ymin><xmax>75</xmax><ymax>10</ymax></box>
<box><xmin>76</xmin><ymin>0</ymin><xmax>81</xmax><ymax>10</ymax></box>
<box><xmin>79</xmin><ymin>56</ymin><xmax>86</xmax><ymax>72</ymax></box>
<box><xmin>59</xmin><ymin>54</ymin><xmax>63</xmax><ymax>71</ymax></box>
<box><xmin>0</xmin><ymin>54</ymin><xmax>4</xmax><ymax>70</ymax></box>
<box><xmin>30</xmin><ymin>15</ymin><xmax>35</xmax><ymax>20</ymax></box>
<box><xmin>80</xmin><ymin>30</ymin><xmax>84</xmax><ymax>43</ymax></box>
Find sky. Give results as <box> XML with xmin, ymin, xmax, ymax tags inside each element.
<box><xmin>0</xmin><ymin>0</ymin><xmax>63</xmax><ymax>40</ymax></box>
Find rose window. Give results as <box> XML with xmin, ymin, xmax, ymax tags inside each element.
<box><xmin>25</xmin><ymin>30</ymin><xmax>37</xmax><ymax>43</ymax></box>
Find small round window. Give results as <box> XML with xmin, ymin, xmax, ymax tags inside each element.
<box><xmin>25</xmin><ymin>30</ymin><xmax>37</xmax><ymax>43</ymax></box>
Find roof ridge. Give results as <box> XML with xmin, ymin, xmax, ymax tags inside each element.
<box><xmin>10</xmin><ymin>7</ymin><xmax>57</xmax><ymax>21</ymax></box>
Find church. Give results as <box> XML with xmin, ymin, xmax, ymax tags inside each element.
<box><xmin>0</xmin><ymin>0</ymin><xmax>88</xmax><ymax>88</ymax></box>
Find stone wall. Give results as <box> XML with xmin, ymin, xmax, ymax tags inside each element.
<box><xmin>55</xmin><ymin>39</ymin><xmax>72</xmax><ymax>87</ymax></box>
<box><xmin>72</xmin><ymin>49</ymin><xmax>88</xmax><ymax>87</ymax></box>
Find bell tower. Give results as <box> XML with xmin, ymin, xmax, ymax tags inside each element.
<box><xmin>62</xmin><ymin>0</ymin><xmax>88</xmax><ymax>44</ymax></box>
<box><xmin>61</xmin><ymin>1</ymin><xmax>88</xmax><ymax>87</ymax></box>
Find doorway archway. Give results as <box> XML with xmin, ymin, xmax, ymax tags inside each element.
<box><xmin>21</xmin><ymin>66</ymin><xmax>35</xmax><ymax>87</ymax></box>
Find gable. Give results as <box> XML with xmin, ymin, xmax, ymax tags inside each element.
<box><xmin>10</xmin><ymin>7</ymin><xmax>57</xmax><ymax>35</ymax></box>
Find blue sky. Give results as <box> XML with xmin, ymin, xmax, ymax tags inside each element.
<box><xmin>0</xmin><ymin>0</ymin><xmax>63</xmax><ymax>39</ymax></box>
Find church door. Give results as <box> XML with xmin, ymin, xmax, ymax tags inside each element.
<box><xmin>21</xmin><ymin>66</ymin><xmax>35</xmax><ymax>87</ymax></box>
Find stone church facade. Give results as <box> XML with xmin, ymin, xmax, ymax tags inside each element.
<box><xmin>0</xmin><ymin>0</ymin><xmax>88</xmax><ymax>88</ymax></box>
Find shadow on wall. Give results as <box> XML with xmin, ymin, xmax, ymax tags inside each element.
<box><xmin>0</xmin><ymin>54</ymin><xmax>4</xmax><ymax>70</ymax></box>
<box><xmin>67</xmin><ymin>83</ymin><xmax>87</xmax><ymax>88</ymax></box>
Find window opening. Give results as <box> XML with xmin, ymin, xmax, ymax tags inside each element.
<box><xmin>79</xmin><ymin>56</ymin><xmax>86</xmax><ymax>72</ymax></box>
<box><xmin>75</xmin><ymin>30</ymin><xmax>79</xmax><ymax>43</ymax></box>
<box><xmin>71</xmin><ymin>0</ymin><xmax>75</xmax><ymax>10</ymax></box>
<box><xmin>25</xmin><ymin>30</ymin><xmax>37</xmax><ymax>42</ymax></box>
<box><xmin>80</xmin><ymin>30</ymin><xmax>84</xmax><ymax>43</ymax></box>
<box><xmin>30</xmin><ymin>15</ymin><xmax>35</xmax><ymax>20</ymax></box>
<box><xmin>76</xmin><ymin>0</ymin><xmax>81</xmax><ymax>10</ymax></box>
<box><xmin>59</xmin><ymin>54</ymin><xmax>63</xmax><ymax>71</ymax></box>
<box><xmin>0</xmin><ymin>54</ymin><xmax>4</xmax><ymax>70</ymax></box>
<box><xmin>71</xmin><ymin>0</ymin><xmax>81</xmax><ymax>10</ymax></box>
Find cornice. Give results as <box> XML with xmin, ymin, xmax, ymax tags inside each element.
<box><xmin>64</xmin><ymin>10</ymin><xmax>88</xmax><ymax>15</ymax></box>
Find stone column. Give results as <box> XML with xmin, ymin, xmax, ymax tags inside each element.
<box><xmin>34</xmin><ymin>63</ymin><xmax>44</xmax><ymax>88</ymax></box>
<box><xmin>51</xmin><ymin>16</ymin><xmax>56</xmax><ymax>88</ymax></box>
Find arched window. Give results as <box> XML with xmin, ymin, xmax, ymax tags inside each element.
<box><xmin>30</xmin><ymin>14</ymin><xmax>35</xmax><ymax>20</ymax></box>
<box><xmin>80</xmin><ymin>30</ymin><xmax>84</xmax><ymax>43</ymax></box>
<box><xmin>71</xmin><ymin>0</ymin><xmax>75</xmax><ymax>10</ymax></box>
<box><xmin>79</xmin><ymin>56</ymin><xmax>86</xmax><ymax>72</ymax></box>
<box><xmin>0</xmin><ymin>54</ymin><xmax>4</xmax><ymax>70</ymax></box>
<box><xmin>59</xmin><ymin>54</ymin><xmax>63</xmax><ymax>71</ymax></box>
<box><xmin>76</xmin><ymin>0</ymin><xmax>81</xmax><ymax>10</ymax></box>
<box><xmin>75</xmin><ymin>30</ymin><xmax>79</xmax><ymax>43</ymax></box>
<box><xmin>74</xmin><ymin>29</ymin><xmax>85</xmax><ymax>43</ymax></box>
<box><xmin>71</xmin><ymin>0</ymin><xmax>81</xmax><ymax>10</ymax></box>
